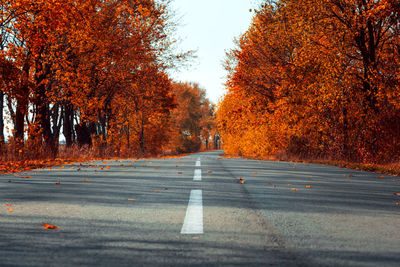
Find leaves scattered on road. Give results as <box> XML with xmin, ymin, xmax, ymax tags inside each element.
<box><xmin>43</xmin><ymin>224</ymin><xmax>60</xmax><ymax>230</ymax></box>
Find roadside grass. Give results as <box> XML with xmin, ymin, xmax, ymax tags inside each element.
<box><xmin>223</xmin><ymin>153</ymin><xmax>400</xmax><ymax>177</ymax></box>
<box><xmin>0</xmin><ymin>144</ymin><xmax>213</xmax><ymax>174</ymax></box>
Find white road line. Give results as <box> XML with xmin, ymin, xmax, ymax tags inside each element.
<box><xmin>194</xmin><ymin>169</ymin><xmax>201</xmax><ymax>181</ymax></box>
<box><xmin>195</xmin><ymin>160</ymin><xmax>201</xmax><ymax>167</ymax></box>
<box><xmin>181</xmin><ymin>190</ymin><xmax>203</xmax><ymax>234</ymax></box>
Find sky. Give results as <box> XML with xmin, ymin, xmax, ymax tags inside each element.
<box><xmin>169</xmin><ymin>0</ymin><xmax>258</xmax><ymax>104</ymax></box>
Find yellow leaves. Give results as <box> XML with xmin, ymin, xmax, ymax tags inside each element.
<box><xmin>5</xmin><ymin>203</ymin><xmax>14</xmax><ymax>212</ymax></box>
<box><xmin>43</xmin><ymin>224</ymin><xmax>60</xmax><ymax>230</ymax></box>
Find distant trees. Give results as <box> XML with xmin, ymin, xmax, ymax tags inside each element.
<box><xmin>217</xmin><ymin>0</ymin><xmax>400</xmax><ymax>163</ymax></box>
<box><xmin>168</xmin><ymin>82</ymin><xmax>214</xmax><ymax>154</ymax></box>
<box><xmin>0</xmin><ymin>0</ymin><xmax>211</xmax><ymax>159</ymax></box>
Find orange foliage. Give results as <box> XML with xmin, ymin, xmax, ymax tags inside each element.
<box><xmin>0</xmin><ymin>0</ymin><xmax>196</xmax><ymax>160</ymax></box>
<box><xmin>217</xmin><ymin>0</ymin><xmax>400</xmax><ymax>164</ymax></box>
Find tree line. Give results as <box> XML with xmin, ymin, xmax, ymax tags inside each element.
<box><xmin>0</xmin><ymin>0</ymin><xmax>214</xmax><ymax>160</ymax></box>
<box><xmin>217</xmin><ymin>0</ymin><xmax>400</xmax><ymax>163</ymax></box>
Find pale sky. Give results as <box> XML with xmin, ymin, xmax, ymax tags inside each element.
<box><xmin>170</xmin><ymin>0</ymin><xmax>257</xmax><ymax>104</ymax></box>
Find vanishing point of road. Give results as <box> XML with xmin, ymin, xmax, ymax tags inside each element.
<box><xmin>1</xmin><ymin>151</ymin><xmax>400</xmax><ymax>266</ymax></box>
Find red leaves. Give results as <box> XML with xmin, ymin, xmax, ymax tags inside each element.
<box><xmin>43</xmin><ymin>224</ymin><xmax>60</xmax><ymax>230</ymax></box>
<box><xmin>237</xmin><ymin>177</ymin><xmax>245</xmax><ymax>183</ymax></box>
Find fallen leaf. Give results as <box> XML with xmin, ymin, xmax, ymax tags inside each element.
<box><xmin>83</xmin><ymin>179</ymin><xmax>89</xmax><ymax>182</ymax></box>
<box><xmin>100</xmin><ymin>167</ymin><xmax>104</xmax><ymax>170</ymax></box>
<box><xmin>162</xmin><ymin>187</ymin><xmax>168</xmax><ymax>190</ymax></box>
<box><xmin>349</xmin><ymin>174</ymin><xmax>354</xmax><ymax>177</ymax></box>
<box><xmin>253</xmin><ymin>171</ymin><xmax>258</xmax><ymax>174</ymax></box>
<box><xmin>154</xmin><ymin>167</ymin><xmax>158</xmax><ymax>170</ymax></box>
<box><xmin>106</xmin><ymin>166</ymin><xmax>110</xmax><ymax>169</ymax></box>
<box><xmin>291</xmin><ymin>188</ymin><xmax>297</xmax><ymax>191</ymax></box>
<box><xmin>77</xmin><ymin>168</ymin><xmax>81</xmax><ymax>171</ymax></box>
<box><xmin>178</xmin><ymin>172</ymin><xmax>183</xmax><ymax>174</ymax></box>
<box><xmin>43</xmin><ymin>224</ymin><xmax>60</xmax><ymax>230</ymax></box>
<box><xmin>8</xmin><ymin>208</ymin><xmax>13</xmax><ymax>212</ymax></box>
<box><xmin>267</xmin><ymin>182</ymin><xmax>272</xmax><ymax>185</ymax></box>
<box><xmin>286</xmin><ymin>184</ymin><xmax>292</xmax><ymax>186</ymax></box>
<box><xmin>207</xmin><ymin>170</ymin><xmax>212</xmax><ymax>173</ymax></box>
<box><xmin>154</xmin><ymin>190</ymin><xmax>159</xmax><ymax>193</ymax></box>
<box><xmin>397</xmin><ymin>202</ymin><xmax>400</xmax><ymax>205</ymax></box>
<box><xmin>306</xmin><ymin>185</ymin><xmax>312</xmax><ymax>188</ymax></box>
<box><xmin>21</xmin><ymin>176</ymin><xmax>32</xmax><ymax>179</ymax></box>
<box><xmin>128</xmin><ymin>199</ymin><xmax>136</xmax><ymax>201</ymax></box>
<box><xmin>272</xmin><ymin>185</ymin><xmax>276</xmax><ymax>188</ymax></box>
<box><xmin>56</xmin><ymin>181</ymin><xmax>61</xmax><ymax>185</ymax></box>
<box><xmin>380</xmin><ymin>175</ymin><xmax>385</xmax><ymax>178</ymax></box>
<box><xmin>6</xmin><ymin>204</ymin><xmax>12</xmax><ymax>206</ymax></box>
<box><xmin>393</xmin><ymin>193</ymin><xmax>400</xmax><ymax>196</ymax></box>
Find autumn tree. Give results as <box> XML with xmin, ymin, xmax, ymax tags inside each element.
<box><xmin>0</xmin><ymin>0</ymin><xmax>191</xmax><ymax>159</ymax></box>
<box><xmin>218</xmin><ymin>0</ymin><xmax>400</xmax><ymax>163</ymax></box>
<box><xmin>169</xmin><ymin>82</ymin><xmax>214</xmax><ymax>154</ymax></box>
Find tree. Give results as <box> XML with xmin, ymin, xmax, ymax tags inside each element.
<box><xmin>169</xmin><ymin>82</ymin><xmax>214</xmax><ymax>154</ymax></box>
<box><xmin>218</xmin><ymin>0</ymin><xmax>400</xmax><ymax>163</ymax></box>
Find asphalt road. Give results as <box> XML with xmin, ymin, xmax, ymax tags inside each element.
<box><xmin>1</xmin><ymin>151</ymin><xmax>399</xmax><ymax>266</ymax></box>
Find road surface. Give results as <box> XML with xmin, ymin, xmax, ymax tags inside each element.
<box><xmin>1</xmin><ymin>151</ymin><xmax>400</xmax><ymax>266</ymax></box>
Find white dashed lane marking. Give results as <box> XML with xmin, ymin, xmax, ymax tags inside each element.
<box><xmin>181</xmin><ymin>190</ymin><xmax>203</xmax><ymax>234</ymax></box>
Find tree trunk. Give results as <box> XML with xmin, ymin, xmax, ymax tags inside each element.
<box><xmin>63</xmin><ymin>102</ymin><xmax>74</xmax><ymax>147</ymax></box>
<box><xmin>0</xmin><ymin>90</ymin><xmax>4</xmax><ymax>146</ymax></box>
